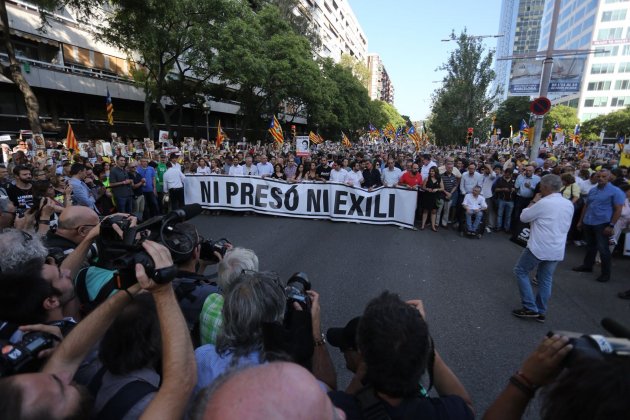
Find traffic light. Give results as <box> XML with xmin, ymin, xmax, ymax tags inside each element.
<box><xmin>291</xmin><ymin>125</ymin><xmax>296</xmax><ymax>138</ymax></box>
<box><xmin>466</xmin><ymin>128</ymin><xmax>473</xmax><ymax>143</ymax></box>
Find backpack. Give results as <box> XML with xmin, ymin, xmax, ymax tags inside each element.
<box><xmin>172</xmin><ymin>270</ymin><xmax>220</xmax><ymax>347</ymax></box>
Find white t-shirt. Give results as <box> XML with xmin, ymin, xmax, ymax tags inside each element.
<box><xmin>196</xmin><ymin>166</ymin><xmax>211</xmax><ymax>175</ymax></box>
<box><xmin>463</xmin><ymin>193</ymin><xmax>487</xmax><ymax>211</ymax></box>
<box><xmin>330</xmin><ymin>168</ymin><xmax>348</xmax><ymax>183</ymax></box>
<box><xmin>228</xmin><ymin>165</ymin><xmax>244</xmax><ymax>176</ymax></box>
<box><xmin>381</xmin><ymin>167</ymin><xmax>402</xmax><ymax>187</ymax></box>
<box><xmin>346</xmin><ymin>170</ymin><xmax>364</xmax><ymax>187</ymax></box>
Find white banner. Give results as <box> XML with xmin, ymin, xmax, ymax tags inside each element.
<box><xmin>184</xmin><ymin>175</ymin><xmax>418</xmax><ymax>228</ymax></box>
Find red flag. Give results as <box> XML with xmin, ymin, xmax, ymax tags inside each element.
<box><xmin>66</xmin><ymin>122</ymin><xmax>78</xmax><ymax>151</ymax></box>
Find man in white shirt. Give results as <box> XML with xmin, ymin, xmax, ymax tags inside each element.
<box><xmin>381</xmin><ymin>159</ymin><xmax>402</xmax><ymax>187</ymax></box>
<box><xmin>256</xmin><ymin>155</ymin><xmax>273</xmax><ymax>178</ymax></box>
<box><xmin>345</xmin><ymin>161</ymin><xmax>364</xmax><ymax>188</ymax></box>
<box><xmin>163</xmin><ymin>162</ymin><xmax>186</xmax><ymax>210</ymax></box>
<box><xmin>329</xmin><ymin>160</ymin><xmax>348</xmax><ymax>183</ymax></box>
<box><xmin>228</xmin><ymin>160</ymin><xmax>244</xmax><ymax>176</ymax></box>
<box><xmin>420</xmin><ymin>154</ymin><xmax>437</xmax><ymax>181</ymax></box>
<box><xmin>512</xmin><ymin>174</ymin><xmax>574</xmax><ymax>323</ymax></box>
<box><xmin>462</xmin><ymin>186</ymin><xmax>487</xmax><ymax>234</ymax></box>
<box><xmin>242</xmin><ymin>155</ymin><xmax>259</xmax><ymax>176</ymax></box>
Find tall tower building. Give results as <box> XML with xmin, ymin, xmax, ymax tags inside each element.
<box><xmin>366</xmin><ymin>54</ymin><xmax>395</xmax><ymax>104</ymax></box>
<box><xmin>494</xmin><ymin>0</ymin><xmax>546</xmax><ymax>99</ymax></box>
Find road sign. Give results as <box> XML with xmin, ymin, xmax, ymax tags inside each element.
<box><xmin>467</xmin><ymin>127</ymin><xmax>474</xmax><ymax>133</ymax></box>
<box><xmin>530</xmin><ymin>97</ymin><xmax>552</xmax><ymax>116</ymax></box>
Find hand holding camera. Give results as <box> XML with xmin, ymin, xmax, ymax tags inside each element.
<box><xmin>519</xmin><ymin>334</ymin><xmax>572</xmax><ymax>387</ymax></box>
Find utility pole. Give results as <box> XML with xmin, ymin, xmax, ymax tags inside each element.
<box><xmin>530</xmin><ymin>0</ymin><xmax>561</xmax><ymax>162</ymax></box>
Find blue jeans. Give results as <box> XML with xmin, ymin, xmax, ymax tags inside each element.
<box><xmin>582</xmin><ymin>223</ymin><xmax>611</xmax><ymax>277</ymax></box>
<box><xmin>513</xmin><ymin>248</ymin><xmax>558</xmax><ymax>315</ymax></box>
<box><xmin>497</xmin><ymin>199</ymin><xmax>514</xmax><ymax>231</ymax></box>
<box><xmin>465</xmin><ymin>210</ymin><xmax>483</xmax><ymax>232</ymax></box>
<box><xmin>115</xmin><ymin>195</ymin><xmax>133</xmax><ymax>214</ymax></box>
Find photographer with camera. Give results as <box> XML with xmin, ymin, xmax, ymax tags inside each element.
<box><xmin>0</xmin><ymin>240</ymin><xmax>197</xmax><ymax>420</ymax></box>
<box><xmin>329</xmin><ymin>292</ymin><xmax>474</xmax><ymax>419</ymax></box>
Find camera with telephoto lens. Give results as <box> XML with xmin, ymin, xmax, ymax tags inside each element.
<box><xmin>96</xmin><ymin>204</ymin><xmax>203</xmax><ymax>289</ymax></box>
<box><xmin>550</xmin><ymin>318</ymin><xmax>630</xmax><ymax>368</ymax></box>
<box><xmin>285</xmin><ymin>272</ymin><xmax>311</xmax><ymax>311</ymax></box>
<box><xmin>0</xmin><ymin>332</ymin><xmax>58</xmax><ymax>377</ymax></box>
<box><xmin>199</xmin><ymin>238</ymin><xmax>232</xmax><ymax>264</ymax></box>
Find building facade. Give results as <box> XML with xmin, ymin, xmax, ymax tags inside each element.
<box><xmin>542</xmin><ymin>0</ymin><xmax>630</xmax><ymax>122</ymax></box>
<box><xmin>298</xmin><ymin>0</ymin><xmax>367</xmax><ymax>63</ymax></box>
<box><xmin>366</xmin><ymin>53</ymin><xmax>395</xmax><ymax>104</ymax></box>
<box><xmin>494</xmin><ymin>0</ymin><xmax>546</xmax><ymax>100</ymax></box>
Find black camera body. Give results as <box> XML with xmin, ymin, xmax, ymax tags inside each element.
<box><xmin>285</xmin><ymin>272</ymin><xmax>311</xmax><ymax>310</ymax></box>
<box><xmin>199</xmin><ymin>238</ymin><xmax>231</xmax><ymax>264</ymax></box>
<box><xmin>0</xmin><ymin>332</ymin><xmax>57</xmax><ymax>378</ymax></box>
<box><xmin>96</xmin><ymin>205</ymin><xmax>203</xmax><ymax>289</ymax></box>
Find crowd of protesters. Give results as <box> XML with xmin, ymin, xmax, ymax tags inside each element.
<box><xmin>0</xmin><ymin>136</ymin><xmax>629</xmax><ymax>419</ymax></box>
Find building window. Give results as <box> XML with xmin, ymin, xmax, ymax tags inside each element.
<box><xmin>619</xmin><ymin>62</ymin><xmax>630</xmax><ymax>72</ymax></box>
<box><xmin>584</xmin><ymin>97</ymin><xmax>608</xmax><ymax>107</ymax></box>
<box><xmin>611</xmin><ymin>96</ymin><xmax>630</xmax><ymax>106</ymax></box>
<box><xmin>597</xmin><ymin>27</ymin><xmax>623</xmax><ymax>40</ymax></box>
<box><xmin>602</xmin><ymin>9</ymin><xmax>627</xmax><ymax>21</ymax></box>
<box><xmin>615</xmin><ymin>79</ymin><xmax>630</xmax><ymax>89</ymax></box>
<box><xmin>587</xmin><ymin>81</ymin><xmax>612</xmax><ymax>90</ymax></box>
<box><xmin>591</xmin><ymin>63</ymin><xmax>616</xmax><ymax>74</ymax></box>
<box><xmin>595</xmin><ymin>46</ymin><xmax>619</xmax><ymax>56</ymax></box>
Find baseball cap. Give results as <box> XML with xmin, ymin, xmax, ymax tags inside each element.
<box><xmin>326</xmin><ymin>316</ymin><xmax>360</xmax><ymax>351</ymax></box>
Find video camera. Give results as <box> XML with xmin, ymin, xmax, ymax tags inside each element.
<box><xmin>96</xmin><ymin>204</ymin><xmax>207</xmax><ymax>288</ymax></box>
<box><xmin>199</xmin><ymin>238</ymin><xmax>232</xmax><ymax>264</ymax></box>
<box><xmin>0</xmin><ymin>331</ymin><xmax>57</xmax><ymax>377</ymax></box>
<box><xmin>550</xmin><ymin>318</ymin><xmax>630</xmax><ymax>367</ymax></box>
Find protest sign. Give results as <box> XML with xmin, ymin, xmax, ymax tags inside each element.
<box><xmin>184</xmin><ymin>175</ymin><xmax>417</xmax><ymax>228</ymax></box>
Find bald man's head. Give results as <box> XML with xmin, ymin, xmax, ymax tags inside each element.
<box><xmin>56</xmin><ymin>206</ymin><xmax>99</xmax><ymax>244</ymax></box>
<box><xmin>193</xmin><ymin>362</ymin><xmax>345</xmax><ymax>420</ymax></box>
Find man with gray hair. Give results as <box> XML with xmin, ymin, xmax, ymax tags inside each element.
<box><xmin>0</xmin><ymin>228</ymin><xmax>48</xmax><ymax>272</ymax></box>
<box><xmin>512</xmin><ymin>174</ymin><xmax>574</xmax><ymax>323</ymax></box>
<box><xmin>199</xmin><ymin>247</ymin><xmax>259</xmax><ymax>345</ymax></box>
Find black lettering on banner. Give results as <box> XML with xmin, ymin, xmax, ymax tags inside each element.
<box><xmin>284</xmin><ymin>185</ymin><xmax>299</xmax><ymax>211</ymax></box>
<box><xmin>348</xmin><ymin>193</ymin><xmax>364</xmax><ymax>216</ymax></box>
<box><xmin>307</xmin><ymin>189</ymin><xmax>321</xmax><ymax>212</ymax></box>
<box><xmin>365</xmin><ymin>196</ymin><xmax>372</xmax><ymax>217</ymax></box>
<box><xmin>200</xmin><ymin>181</ymin><xmax>212</xmax><ymax>203</ymax></box>
<box><xmin>270</xmin><ymin>187</ymin><xmax>282</xmax><ymax>209</ymax></box>
<box><xmin>374</xmin><ymin>195</ymin><xmax>387</xmax><ymax>218</ymax></box>
<box><xmin>334</xmin><ymin>191</ymin><xmax>348</xmax><ymax>215</ymax></box>
<box><xmin>226</xmin><ymin>182</ymin><xmax>239</xmax><ymax>205</ymax></box>
<box><xmin>255</xmin><ymin>184</ymin><xmax>269</xmax><ymax>208</ymax></box>
<box><xmin>388</xmin><ymin>194</ymin><xmax>395</xmax><ymax>217</ymax></box>
<box><xmin>213</xmin><ymin>181</ymin><xmax>219</xmax><ymax>203</ymax></box>
<box><xmin>323</xmin><ymin>189</ymin><xmax>329</xmax><ymax>212</ymax></box>
<box><xmin>241</xmin><ymin>183</ymin><xmax>254</xmax><ymax>205</ymax></box>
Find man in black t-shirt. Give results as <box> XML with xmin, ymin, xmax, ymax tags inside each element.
<box><xmin>7</xmin><ymin>165</ymin><xmax>33</xmax><ymax>210</ymax></box>
<box><xmin>316</xmin><ymin>156</ymin><xmax>332</xmax><ymax>181</ymax></box>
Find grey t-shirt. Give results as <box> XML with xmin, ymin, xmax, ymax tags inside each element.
<box><xmin>109</xmin><ymin>166</ymin><xmax>133</xmax><ymax>198</ymax></box>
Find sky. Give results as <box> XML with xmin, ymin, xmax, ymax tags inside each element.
<box><xmin>348</xmin><ymin>0</ymin><xmax>503</xmax><ymax>122</ymax></box>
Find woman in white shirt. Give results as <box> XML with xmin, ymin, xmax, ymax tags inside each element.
<box><xmin>197</xmin><ymin>158</ymin><xmax>212</xmax><ymax>175</ymax></box>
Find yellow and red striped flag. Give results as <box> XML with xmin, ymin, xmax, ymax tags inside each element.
<box><xmin>309</xmin><ymin>131</ymin><xmax>321</xmax><ymax>145</ymax></box>
<box><xmin>106</xmin><ymin>88</ymin><xmax>114</xmax><ymax>126</ymax></box>
<box><xmin>268</xmin><ymin>116</ymin><xmax>284</xmax><ymax>144</ymax></box>
<box><xmin>341</xmin><ymin>132</ymin><xmax>351</xmax><ymax>147</ymax></box>
<box><xmin>216</xmin><ymin>120</ymin><xmax>225</xmax><ymax>148</ymax></box>
<box><xmin>66</xmin><ymin>122</ymin><xmax>78</xmax><ymax>151</ymax></box>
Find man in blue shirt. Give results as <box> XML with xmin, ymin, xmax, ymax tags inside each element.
<box><xmin>513</xmin><ymin>165</ymin><xmax>541</xmax><ymax>227</ymax></box>
<box><xmin>68</xmin><ymin>163</ymin><xmax>98</xmax><ymax>212</ymax></box>
<box><xmin>573</xmin><ymin>169</ymin><xmax>626</xmax><ymax>282</ymax></box>
<box><xmin>137</xmin><ymin>157</ymin><xmax>159</xmax><ymax>218</ymax></box>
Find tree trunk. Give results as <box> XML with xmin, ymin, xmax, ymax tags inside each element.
<box><xmin>0</xmin><ymin>0</ymin><xmax>42</xmax><ymax>133</ymax></box>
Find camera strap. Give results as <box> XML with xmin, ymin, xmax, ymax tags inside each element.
<box><xmin>96</xmin><ymin>379</ymin><xmax>157</xmax><ymax>420</ymax></box>
<box><xmin>355</xmin><ymin>385</ymin><xmax>392</xmax><ymax>420</ymax></box>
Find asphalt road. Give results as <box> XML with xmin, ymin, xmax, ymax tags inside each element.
<box><xmin>191</xmin><ymin>213</ymin><xmax>630</xmax><ymax>417</ymax></box>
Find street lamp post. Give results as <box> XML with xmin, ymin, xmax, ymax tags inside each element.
<box><xmin>202</xmin><ymin>101</ymin><xmax>211</xmax><ymax>141</ymax></box>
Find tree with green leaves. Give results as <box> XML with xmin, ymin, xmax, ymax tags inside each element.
<box><xmin>541</xmin><ymin>105</ymin><xmax>579</xmax><ymax>138</ymax></box>
<box><xmin>494</xmin><ymin>96</ymin><xmax>531</xmax><ymax>139</ymax></box>
<box><xmin>581</xmin><ymin>107</ymin><xmax>630</xmax><ymax>142</ymax></box>
<box><xmin>339</xmin><ymin>53</ymin><xmax>370</xmax><ymax>90</ymax></box>
<box><xmin>429</xmin><ymin>30</ymin><xmax>498</xmax><ymax>145</ymax></box>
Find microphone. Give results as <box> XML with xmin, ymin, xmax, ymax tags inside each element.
<box><xmin>601</xmin><ymin>318</ymin><xmax>630</xmax><ymax>340</ymax></box>
<box><xmin>165</xmin><ymin>203</ymin><xmax>203</xmax><ymax>223</ymax></box>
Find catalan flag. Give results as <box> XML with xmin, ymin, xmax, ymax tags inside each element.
<box><xmin>554</xmin><ymin>122</ymin><xmax>563</xmax><ymax>133</ymax></box>
<box><xmin>66</xmin><ymin>122</ymin><xmax>78</xmax><ymax>151</ymax></box>
<box><xmin>309</xmin><ymin>131</ymin><xmax>322</xmax><ymax>145</ymax></box>
<box><xmin>384</xmin><ymin>123</ymin><xmax>396</xmax><ymax>139</ymax></box>
<box><xmin>617</xmin><ymin>135</ymin><xmax>625</xmax><ymax>152</ymax></box>
<box><xmin>407</xmin><ymin>125</ymin><xmax>421</xmax><ymax>150</ymax></box>
<box><xmin>268</xmin><ymin>116</ymin><xmax>284</xmax><ymax>144</ymax></box>
<box><xmin>519</xmin><ymin>119</ymin><xmax>529</xmax><ymax>136</ymax></box>
<box><xmin>546</xmin><ymin>131</ymin><xmax>553</xmax><ymax>147</ymax></box>
<box><xmin>341</xmin><ymin>132</ymin><xmax>351</xmax><ymax>147</ymax></box>
<box><xmin>106</xmin><ymin>88</ymin><xmax>114</xmax><ymax>126</ymax></box>
<box><xmin>368</xmin><ymin>123</ymin><xmax>377</xmax><ymax>137</ymax></box>
<box><xmin>570</xmin><ymin>124</ymin><xmax>581</xmax><ymax>145</ymax></box>
<box><xmin>216</xmin><ymin>120</ymin><xmax>226</xmax><ymax>148</ymax></box>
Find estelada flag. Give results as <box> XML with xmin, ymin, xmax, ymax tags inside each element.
<box><xmin>268</xmin><ymin>116</ymin><xmax>284</xmax><ymax>144</ymax></box>
<box><xmin>66</xmin><ymin>122</ymin><xmax>78</xmax><ymax>151</ymax></box>
<box><xmin>309</xmin><ymin>131</ymin><xmax>321</xmax><ymax>145</ymax></box>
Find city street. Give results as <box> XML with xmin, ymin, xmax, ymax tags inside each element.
<box><xmin>191</xmin><ymin>212</ymin><xmax>630</xmax><ymax>416</ymax></box>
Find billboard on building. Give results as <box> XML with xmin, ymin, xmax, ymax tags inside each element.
<box><xmin>508</xmin><ymin>57</ymin><xmax>585</xmax><ymax>95</ymax></box>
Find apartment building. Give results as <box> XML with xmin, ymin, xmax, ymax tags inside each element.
<box><xmin>366</xmin><ymin>53</ymin><xmax>395</xmax><ymax>105</ymax></box>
